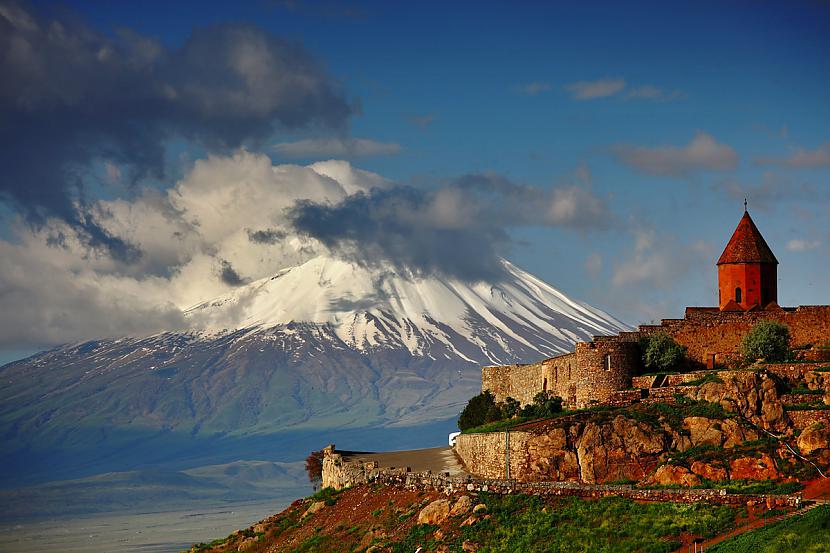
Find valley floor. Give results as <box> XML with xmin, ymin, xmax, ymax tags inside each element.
<box><xmin>0</xmin><ymin>500</ymin><xmax>287</xmax><ymax>553</ymax></box>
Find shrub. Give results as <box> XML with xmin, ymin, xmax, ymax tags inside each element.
<box><xmin>502</xmin><ymin>396</ymin><xmax>521</xmax><ymax>418</ymax></box>
<box><xmin>741</xmin><ymin>320</ymin><xmax>790</xmax><ymax>362</ymax></box>
<box><xmin>458</xmin><ymin>391</ymin><xmax>497</xmax><ymax>431</ymax></box>
<box><xmin>305</xmin><ymin>449</ymin><xmax>324</xmax><ymax>486</ymax></box>
<box><xmin>639</xmin><ymin>332</ymin><xmax>687</xmax><ymax>372</ymax></box>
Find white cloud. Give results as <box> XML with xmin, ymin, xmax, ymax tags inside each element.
<box><xmin>0</xmin><ymin>152</ymin><xmax>386</xmax><ymax>347</ymax></box>
<box><xmin>755</xmin><ymin>141</ymin><xmax>830</xmax><ymax>168</ymax></box>
<box><xmin>614</xmin><ymin>132</ymin><xmax>738</xmax><ymax>176</ymax></box>
<box><xmin>273</xmin><ymin>137</ymin><xmax>401</xmax><ymax>158</ymax></box>
<box><xmin>787</xmin><ymin>239</ymin><xmax>820</xmax><ymax>252</ymax></box>
<box><xmin>565</xmin><ymin>78</ymin><xmax>626</xmax><ymax>100</ymax></box>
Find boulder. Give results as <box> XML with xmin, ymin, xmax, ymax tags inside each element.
<box><xmin>450</xmin><ymin>495</ymin><xmax>473</xmax><ymax>516</ymax></box>
<box><xmin>684</xmin><ymin>417</ymin><xmax>723</xmax><ymax>447</ymax></box>
<box><xmin>472</xmin><ymin>503</ymin><xmax>488</xmax><ymax>514</ymax></box>
<box><xmin>729</xmin><ymin>453</ymin><xmax>779</xmax><ymax>481</ymax></box>
<box><xmin>721</xmin><ymin>419</ymin><xmax>758</xmax><ymax>448</ymax></box>
<box><xmin>690</xmin><ymin>460</ymin><xmax>728</xmax><ymax>482</ymax></box>
<box><xmin>418</xmin><ymin>499</ymin><xmax>451</xmax><ymax>525</ymax></box>
<box><xmin>304</xmin><ymin>501</ymin><xmax>325</xmax><ymax>517</ymax></box>
<box><xmin>797</xmin><ymin>423</ymin><xmax>830</xmax><ymax>456</ymax></box>
<box><xmin>650</xmin><ymin>464</ymin><xmax>700</xmax><ymax>487</ymax></box>
<box><xmin>237</xmin><ymin>538</ymin><xmax>257</xmax><ymax>551</ymax></box>
<box><xmin>526</xmin><ymin>427</ymin><xmax>580</xmax><ymax>481</ymax></box>
<box><xmin>462</xmin><ymin>541</ymin><xmax>479</xmax><ymax>552</ymax></box>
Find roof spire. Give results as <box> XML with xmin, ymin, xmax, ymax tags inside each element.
<box><xmin>744</xmin><ymin>198</ymin><xmax>748</xmax><ymax>212</ymax></box>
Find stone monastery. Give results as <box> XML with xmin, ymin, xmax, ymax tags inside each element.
<box><xmin>483</xmin><ymin>209</ymin><xmax>830</xmax><ymax>410</ymax></box>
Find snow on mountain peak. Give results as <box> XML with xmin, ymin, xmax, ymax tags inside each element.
<box><xmin>184</xmin><ymin>255</ymin><xmax>628</xmax><ymax>364</ymax></box>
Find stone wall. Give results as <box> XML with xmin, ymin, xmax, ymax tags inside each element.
<box><xmin>654</xmin><ymin>306</ymin><xmax>830</xmax><ymax>369</ymax></box>
<box><xmin>482</xmin><ymin>362</ymin><xmax>545</xmax><ymax>407</ymax></box>
<box><xmin>322</xmin><ymin>451</ymin><xmax>801</xmax><ymax>508</ymax></box>
<box><xmin>454</xmin><ymin>431</ymin><xmax>530</xmax><ymax>480</ymax></box>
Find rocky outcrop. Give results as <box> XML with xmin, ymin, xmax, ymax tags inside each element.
<box><xmin>684</xmin><ymin>370</ymin><xmax>785</xmax><ymax>430</ymax></box>
<box><xmin>728</xmin><ymin>453</ymin><xmax>779</xmax><ymax>481</ymax></box>
<box><xmin>797</xmin><ymin>423</ymin><xmax>830</xmax><ymax>455</ymax></box>
<box><xmin>650</xmin><ymin>465</ymin><xmax>700</xmax><ymax>487</ymax></box>
<box><xmin>690</xmin><ymin>460</ymin><xmax>728</xmax><ymax>482</ymax></box>
<box><xmin>574</xmin><ymin>416</ymin><xmax>668</xmax><ymax>484</ymax></box>
<box><xmin>683</xmin><ymin>417</ymin><xmax>758</xmax><ymax>448</ymax></box>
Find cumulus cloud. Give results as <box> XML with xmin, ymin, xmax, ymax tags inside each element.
<box><xmin>565</xmin><ymin>78</ymin><xmax>626</xmax><ymax>99</ymax></box>
<box><xmin>0</xmin><ymin>2</ymin><xmax>353</xmax><ymax>256</ymax></box>
<box><xmin>0</xmin><ymin>151</ymin><xmax>612</xmax><ymax>346</ymax></box>
<box><xmin>612</xmin><ymin>230</ymin><xmax>710</xmax><ymax>290</ymax></box>
<box><xmin>0</xmin><ymin>152</ymin><xmax>378</xmax><ymax>347</ymax></box>
<box><xmin>273</xmin><ymin>137</ymin><xmax>401</xmax><ymax>158</ymax></box>
<box><xmin>289</xmin><ymin>171</ymin><xmax>611</xmax><ymax>281</ymax></box>
<box><xmin>613</xmin><ymin>132</ymin><xmax>738</xmax><ymax>176</ymax></box>
<box><xmin>755</xmin><ymin>141</ymin><xmax>830</xmax><ymax>168</ymax></box>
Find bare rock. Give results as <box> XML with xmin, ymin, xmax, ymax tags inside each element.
<box><xmin>304</xmin><ymin>501</ymin><xmax>325</xmax><ymax>517</ymax></box>
<box><xmin>450</xmin><ymin>495</ymin><xmax>473</xmax><ymax>516</ymax></box>
<box><xmin>472</xmin><ymin>503</ymin><xmax>488</xmax><ymax>514</ymax></box>
<box><xmin>729</xmin><ymin>453</ymin><xmax>779</xmax><ymax>481</ymax></box>
<box><xmin>684</xmin><ymin>417</ymin><xmax>724</xmax><ymax>447</ymax></box>
<box><xmin>797</xmin><ymin>423</ymin><xmax>830</xmax><ymax>455</ymax></box>
<box><xmin>237</xmin><ymin>537</ymin><xmax>257</xmax><ymax>551</ymax></box>
<box><xmin>651</xmin><ymin>464</ymin><xmax>701</xmax><ymax>487</ymax></box>
<box><xmin>253</xmin><ymin>523</ymin><xmax>266</xmax><ymax>534</ymax></box>
<box><xmin>460</xmin><ymin>515</ymin><xmax>478</xmax><ymax>527</ymax></box>
<box><xmin>721</xmin><ymin>419</ymin><xmax>758</xmax><ymax>448</ymax></box>
<box><xmin>575</xmin><ymin>416</ymin><xmax>666</xmax><ymax>484</ymax></box>
<box><xmin>462</xmin><ymin>540</ymin><xmax>479</xmax><ymax>552</ymax></box>
<box><xmin>418</xmin><ymin>499</ymin><xmax>451</xmax><ymax>525</ymax></box>
<box><xmin>690</xmin><ymin>460</ymin><xmax>728</xmax><ymax>482</ymax></box>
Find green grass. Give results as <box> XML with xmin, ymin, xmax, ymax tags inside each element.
<box><xmin>679</xmin><ymin>373</ymin><xmax>724</xmax><ymax>387</ymax></box>
<box><xmin>308</xmin><ymin>486</ymin><xmax>343</xmax><ymax>506</ymax></box>
<box><xmin>783</xmin><ymin>403</ymin><xmax>829</xmax><ymax>411</ymax></box>
<box><xmin>290</xmin><ymin>534</ymin><xmax>331</xmax><ymax>552</ymax></box>
<box><xmin>447</xmin><ymin>494</ymin><xmax>737</xmax><ymax>553</ymax></box>
<box><xmin>708</xmin><ymin>504</ymin><xmax>830</xmax><ymax>553</ymax></box>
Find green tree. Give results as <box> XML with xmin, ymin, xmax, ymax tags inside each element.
<box><xmin>639</xmin><ymin>332</ymin><xmax>687</xmax><ymax>372</ymax></box>
<box><xmin>741</xmin><ymin>320</ymin><xmax>790</xmax><ymax>362</ymax></box>
<box><xmin>501</xmin><ymin>397</ymin><xmax>521</xmax><ymax>419</ymax></box>
<box><xmin>458</xmin><ymin>391</ymin><xmax>496</xmax><ymax>431</ymax></box>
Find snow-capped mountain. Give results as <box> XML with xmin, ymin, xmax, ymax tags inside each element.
<box><xmin>185</xmin><ymin>255</ymin><xmax>626</xmax><ymax>365</ymax></box>
<box><xmin>0</xmin><ymin>256</ymin><xmax>627</xmax><ymax>485</ymax></box>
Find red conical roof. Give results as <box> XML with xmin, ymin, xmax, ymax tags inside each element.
<box><xmin>717</xmin><ymin>211</ymin><xmax>778</xmax><ymax>265</ymax></box>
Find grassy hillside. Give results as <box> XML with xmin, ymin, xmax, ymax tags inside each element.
<box><xmin>708</xmin><ymin>504</ymin><xmax>830</xmax><ymax>553</ymax></box>
<box><xmin>188</xmin><ymin>485</ymin><xmax>740</xmax><ymax>553</ymax></box>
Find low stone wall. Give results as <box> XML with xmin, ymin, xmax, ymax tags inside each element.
<box><xmin>326</xmin><ymin>461</ymin><xmax>801</xmax><ymax>509</ymax></box>
<box><xmin>763</xmin><ymin>363</ymin><xmax>828</xmax><ymax>382</ymax></box>
<box><xmin>782</xmin><ymin>393</ymin><xmax>827</xmax><ymax>405</ymax></box>
<box><xmin>453</xmin><ymin>431</ymin><xmax>531</xmax><ymax>480</ymax></box>
<box><xmin>787</xmin><ymin>409</ymin><xmax>830</xmax><ymax>430</ymax></box>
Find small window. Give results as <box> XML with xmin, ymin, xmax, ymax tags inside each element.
<box><xmin>735</xmin><ymin>287</ymin><xmax>742</xmax><ymax>303</ymax></box>
<box><xmin>605</xmin><ymin>354</ymin><xmax>612</xmax><ymax>371</ymax></box>
<box><xmin>567</xmin><ymin>364</ymin><xmax>571</xmax><ymax>379</ymax></box>
<box><xmin>542</xmin><ymin>377</ymin><xmax>547</xmax><ymax>392</ymax></box>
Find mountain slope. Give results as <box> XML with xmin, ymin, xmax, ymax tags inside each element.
<box><xmin>0</xmin><ymin>256</ymin><xmax>627</xmax><ymax>484</ymax></box>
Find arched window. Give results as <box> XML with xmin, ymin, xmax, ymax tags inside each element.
<box><xmin>735</xmin><ymin>287</ymin><xmax>742</xmax><ymax>303</ymax></box>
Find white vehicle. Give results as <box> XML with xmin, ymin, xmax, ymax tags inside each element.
<box><xmin>448</xmin><ymin>431</ymin><xmax>461</xmax><ymax>447</ymax></box>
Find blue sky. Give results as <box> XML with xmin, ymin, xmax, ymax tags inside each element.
<box><xmin>1</xmin><ymin>0</ymin><xmax>828</xmax><ymax>363</ymax></box>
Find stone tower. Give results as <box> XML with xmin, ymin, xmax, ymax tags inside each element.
<box><xmin>717</xmin><ymin>209</ymin><xmax>778</xmax><ymax>311</ymax></box>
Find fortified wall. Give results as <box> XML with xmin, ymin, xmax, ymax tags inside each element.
<box><xmin>484</xmin><ymin>305</ymin><xmax>830</xmax><ymax>409</ymax></box>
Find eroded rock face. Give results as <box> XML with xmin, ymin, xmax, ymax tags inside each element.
<box><xmin>526</xmin><ymin>427</ymin><xmax>580</xmax><ymax>481</ymax></box>
<box><xmin>729</xmin><ymin>453</ymin><xmax>779</xmax><ymax>481</ymax></box>
<box><xmin>686</xmin><ymin>371</ymin><xmax>785</xmax><ymax>430</ymax></box>
<box><xmin>797</xmin><ymin>423</ymin><xmax>830</xmax><ymax>455</ymax></box>
<box><xmin>418</xmin><ymin>499</ymin><xmax>451</xmax><ymax>525</ymax></box>
<box><xmin>650</xmin><ymin>465</ymin><xmax>700</xmax><ymax>487</ymax></box>
<box><xmin>690</xmin><ymin>460</ymin><xmax>728</xmax><ymax>482</ymax></box>
<box><xmin>574</xmin><ymin>416</ymin><xmax>667</xmax><ymax>484</ymax></box>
